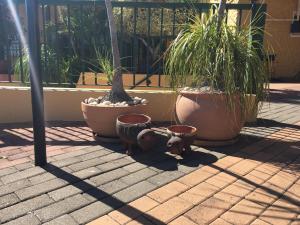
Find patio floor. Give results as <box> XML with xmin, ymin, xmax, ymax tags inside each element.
<box><xmin>0</xmin><ymin>84</ymin><xmax>299</xmax><ymax>225</ymax></box>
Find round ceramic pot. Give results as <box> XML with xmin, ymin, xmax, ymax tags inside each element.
<box><xmin>81</xmin><ymin>102</ymin><xmax>147</xmax><ymax>138</ymax></box>
<box><xmin>166</xmin><ymin>125</ymin><xmax>197</xmax><ymax>155</ymax></box>
<box><xmin>116</xmin><ymin>114</ymin><xmax>151</xmax><ymax>146</ymax></box>
<box><xmin>166</xmin><ymin>125</ymin><xmax>197</xmax><ymax>138</ymax></box>
<box><xmin>175</xmin><ymin>91</ymin><xmax>244</xmax><ymax>141</ymax></box>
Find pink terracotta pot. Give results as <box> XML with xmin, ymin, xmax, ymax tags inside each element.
<box><xmin>175</xmin><ymin>91</ymin><xmax>244</xmax><ymax>141</ymax></box>
<box><xmin>81</xmin><ymin>102</ymin><xmax>147</xmax><ymax>138</ymax></box>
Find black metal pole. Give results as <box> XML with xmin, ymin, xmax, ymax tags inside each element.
<box><xmin>25</xmin><ymin>0</ymin><xmax>47</xmax><ymax>166</ymax></box>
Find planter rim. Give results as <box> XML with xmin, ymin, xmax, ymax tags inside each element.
<box><xmin>167</xmin><ymin>125</ymin><xmax>197</xmax><ymax>137</ymax></box>
<box><xmin>117</xmin><ymin>113</ymin><xmax>151</xmax><ymax>126</ymax></box>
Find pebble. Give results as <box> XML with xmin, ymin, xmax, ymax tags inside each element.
<box><xmin>181</xmin><ymin>86</ymin><xmax>218</xmax><ymax>93</ymax></box>
<box><xmin>87</xmin><ymin>97</ymin><xmax>97</xmax><ymax>104</ymax></box>
<box><xmin>141</xmin><ymin>99</ymin><xmax>149</xmax><ymax>104</ymax></box>
<box><xmin>182</xmin><ymin>87</ymin><xmax>200</xmax><ymax>92</ymax></box>
<box><xmin>103</xmin><ymin>101</ymin><xmax>111</xmax><ymax>105</ymax></box>
<box><xmin>85</xmin><ymin>96</ymin><xmax>148</xmax><ymax>107</ymax></box>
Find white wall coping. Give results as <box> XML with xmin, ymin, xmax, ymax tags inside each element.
<box><xmin>0</xmin><ymin>86</ymin><xmax>175</xmax><ymax>94</ymax></box>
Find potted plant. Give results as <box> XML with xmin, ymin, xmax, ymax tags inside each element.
<box><xmin>81</xmin><ymin>0</ymin><xmax>148</xmax><ymax>140</ymax></box>
<box><xmin>165</xmin><ymin>0</ymin><xmax>269</xmax><ymax>144</ymax></box>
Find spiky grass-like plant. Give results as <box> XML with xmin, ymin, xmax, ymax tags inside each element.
<box><xmin>165</xmin><ymin>9</ymin><xmax>270</xmax><ymax>114</ymax></box>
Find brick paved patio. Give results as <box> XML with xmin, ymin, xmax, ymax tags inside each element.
<box><xmin>0</xmin><ymin>84</ymin><xmax>299</xmax><ymax>225</ymax></box>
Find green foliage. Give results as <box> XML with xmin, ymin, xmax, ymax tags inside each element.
<box><xmin>87</xmin><ymin>47</ymin><xmax>114</xmax><ymax>85</ymax></box>
<box><xmin>98</xmin><ymin>54</ymin><xmax>114</xmax><ymax>85</ymax></box>
<box><xmin>114</xmin><ymin>7</ymin><xmax>185</xmax><ymax>37</ymax></box>
<box><xmin>14</xmin><ymin>50</ymin><xmax>29</xmax><ymax>82</ymax></box>
<box><xmin>14</xmin><ymin>46</ymin><xmax>79</xmax><ymax>85</ymax></box>
<box><xmin>0</xmin><ymin>3</ymin><xmax>15</xmax><ymax>60</ymax></box>
<box><xmin>165</xmin><ymin>9</ymin><xmax>270</xmax><ymax>113</ymax></box>
<box><xmin>60</xmin><ymin>5</ymin><xmax>109</xmax><ymax>48</ymax></box>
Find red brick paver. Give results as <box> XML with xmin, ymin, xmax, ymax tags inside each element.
<box><xmin>0</xmin><ymin>123</ymin><xmax>93</xmax><ymax>169</ymax></box>
<box><xmin>90</xmin><ymin>126</ymin><xmax>300</xmax><ymax>224</ymax></box>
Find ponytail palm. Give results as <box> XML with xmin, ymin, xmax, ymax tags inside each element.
<box><xmin>102</xmin><ymin>0</ymin><xmax>132</xmax><ymax>103</ymax></box>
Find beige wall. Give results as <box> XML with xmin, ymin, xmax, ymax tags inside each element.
<box><xmin>263</xmin><ymin>0</ymin><xmax>300</xmax><ymax>79</ymax></box>
<box><xmin>209</xmin><ymin>0</ymin><xmax>300</xmax><ymax>79</ymax></box>
<box><xmin>0</xmin><ymin>87</ymin><xmax>177</xmax><ymax>124</ymax></box>
<box><xmin>241</xmin><ymin>0</ymin><xmax>299</xmax><ymax>79</ymax></box>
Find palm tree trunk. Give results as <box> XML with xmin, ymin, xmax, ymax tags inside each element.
<box><xmin>217</xmin><ymin>0</ymin><xmax>226</xmax><ymax>30</ymax></box>
<box><xmin>218</xmin><ymin>0</ymin><xmax>226</xmax><ymax>18</ymax></box>
<box><xmin>103</xmin><ymin>0</ymin><xmax>131</xmax><ymax>103</ymax></box>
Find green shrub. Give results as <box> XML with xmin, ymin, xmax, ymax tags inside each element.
<box><xmin>165</xmin><ymin>9</ymin><xmax>270</xmax><ymax>113</ymax></box>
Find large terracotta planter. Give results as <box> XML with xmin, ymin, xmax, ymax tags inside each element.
<box><xmin>175</xmin><ymin>91</ymin><xmax>244</xmax><ymax>142</ymax></box>
<box><xmin>81</xmin><ymin>102</ymin><xmax>147</xmax><ymax>138</ymax></box>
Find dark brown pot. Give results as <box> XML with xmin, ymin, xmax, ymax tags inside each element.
<box><xmin>175</xmin><ymin>91</ymin><xmax>244</xmax><ymax>142</ymax></box>
<box><xmin>167</xmin><ymin>125</ymin><xmax>197</xmax><ymax>137</ymax></box>
<box><xmin>116</xmin><ymin>114</ymin><xmax>151</xmax><ymax>154</ymax></box>
<box><xmin>166</xmin><ymin>125</ymin><xmax>197</xmax><ymax>155</ymax></box>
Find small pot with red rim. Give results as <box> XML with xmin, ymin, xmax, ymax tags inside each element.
<box><xmin>166</xmin><ymin>125</ymin><xmax>197</xmax><ymax>155</ymax></box>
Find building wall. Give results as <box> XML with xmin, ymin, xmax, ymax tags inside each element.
<box><xmin>209</xmin><ymin>0</ymin><xmax>300</xmax><ymax>79</ymax></box>
<box><xmin>263</xmin><ymin>0</ymin><xmax>300</xmax><ymax>79</ymax></box>
<box><xmin>245</xmin><ymin>0</ymin><xmax>299</xmax><ymax>79</ymax></box>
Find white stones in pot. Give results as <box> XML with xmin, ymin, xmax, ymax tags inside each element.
<box><xmin>87</xmin><ymin>97</ymin><xmax>98</xmax><ymax>104</ymax></box>
<box><xmin>181</xmin><ymin>86</ymin><xmax>219</xmax><ymax>93</ymax></box>
<box><xmin>141</xmin><ymin>99</ymin><xmax>149</xmax><ymax>104</ymax></box>
<box><xmin>181</xmin><ymin>87</ymin><xmax>202</xmax><ymax>93</ymax></box>
<box><xmin>84</xmin><ymin>96</ymin><xmax>148</xmax><ymax>107</ymax></box>
<box><xmin>102</xmin><ymin>101</ymin><xmax>111</xmax><ymax>105</ymax></box>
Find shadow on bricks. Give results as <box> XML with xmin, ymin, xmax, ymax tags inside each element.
<box><xmin>269</xmin><ymin>89</ymin><xmax>300</xmax><ymax>105</ymax></box>
<box><xmin>254</xmin><ymin>118</ymin><xmax>300</xmax><ymax>130</ymax></box>
<box><xmin>130</xmin><ymin>148</ymin><xmax>218</xmax><ymax>172</ymax></box>
<box><xmin>96</xmin><ymin>132</ymin><xmax>219</xmax><ymax>172</ymax></box>
<box><xmin>43</xmin><ymin>164</ymin><xmax>168</xmax><ymax>225</ymax></box>
<box><xmin>0</xmin><ymin>122</ymin><xmax>98</xmax><ymax>149</ymax></box>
